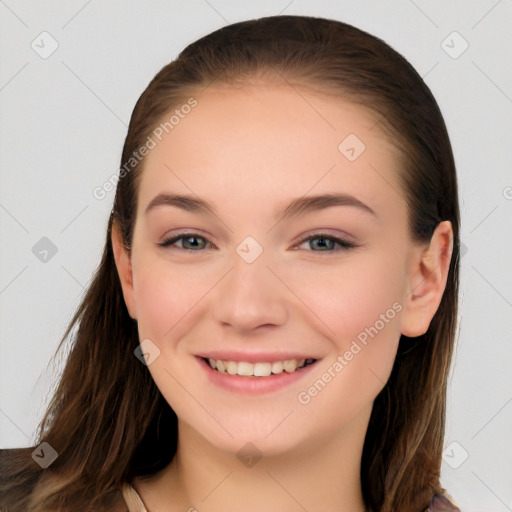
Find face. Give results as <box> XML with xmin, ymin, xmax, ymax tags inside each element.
<box><xmin>115</xmin><ymin>82</ymin><xmax>437</xmax><ymax>457</ymax></box>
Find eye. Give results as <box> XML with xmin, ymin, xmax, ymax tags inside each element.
<box><xmin>158</xmin><ymin>233</ymin><xmax>214</xmax><ymax>251</ymax></box>
<box><xmin>295</xmin><ymin>233</ymin><xmax>356</xmax><ymax>253</ymax></box>
<box><xmin>158</xmin><ymin>232</ymin><xmax>356</xmax><ymax>253</ymax></box>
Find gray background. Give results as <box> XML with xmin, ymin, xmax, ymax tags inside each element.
<box><xmin>1</xmin><ymin>1</ymin><xmax>511</xmax><ymax>510</ymax></box>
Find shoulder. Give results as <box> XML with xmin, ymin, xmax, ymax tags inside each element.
<box><xmin>95</xmin><ymin>487</ymin><xmax>131</xmax><ymax>512</ymax></box>
<box><xmin>428</xmin><ymin>493</ymin><xmax>461</xmax><ymax>511</ymax></box>
<box><xmin>0</xmin><ymin>448</ymin><xmax>129</xmax><ymax>512</ymax></box>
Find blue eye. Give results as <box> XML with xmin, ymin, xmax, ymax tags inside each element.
<box><xmin>158</xmin><ymin>232</ymin><xmax>356</xmax><ymax>253</ymax></box>
<box><xmin>158</xmin><ymin>233</ymin><xmax>212</xmax><ymax>251</ymax></box>
<box><xmin>296</xmin><ymin>233</ymin><xmax>356</xmax><ymax>252</ymax></box>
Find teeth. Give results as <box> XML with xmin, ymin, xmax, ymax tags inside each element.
<box><xmin>271</xmin><ymin>361</ymin><xmax>283</xmax><ymax>374</ymax></box>
<box><xmin>226</xmin><ymin>361</ymin><xmax>238</xmax><ymax>375</ymax></box>
<box><xmin>237</xmin><ymin>362</ymin><xmax>254</xmax><ymax>376</ymax></box>
<box><xmin>282</xmin><ymin>359</ymin><xmax>296</xmax><ymax>372</ymax></box>
<box><xmin>253</xmin><ymin>362</ymin><xmax>272</xmax><ymax>376</ymax></box>
<box><xmin>206</xmin><ymin>358</ymin><xmax>313</xmax><ymax>377</ymax></box>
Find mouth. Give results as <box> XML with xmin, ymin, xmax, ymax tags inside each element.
<box><xmin>195</xmin><ymin>352</ymin><xmax>321</xmax><ymax>394</ymax></box>
<box><xmin>202</xmin><ymin>357</ymin><xmax>317</xmax><ymax>377</ymax></box>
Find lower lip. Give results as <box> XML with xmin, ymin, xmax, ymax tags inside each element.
<box><xmin>196</xmin><ymin>357</ymin><xmax>319</xmax><ymax>395</ymax></box>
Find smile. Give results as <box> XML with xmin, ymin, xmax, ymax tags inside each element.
<box><xmin>205</xmin><ymin>358</ymin><xmax>317</xmax><ymax>377</ymax></box>
<box><xmin>196</xmin><ymin>352</ymin><xmax>321</xmax><ymax>394</ymax></box>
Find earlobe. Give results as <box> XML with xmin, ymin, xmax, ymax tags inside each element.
<box><xmin>111</xmin><ymin>222</ymin><xmax>137</xmax><ymax>320</ymax></box>
<box><xmin>400</xmin><ymin>221</ymin><xmax>454</xmax><ymax>337</ymax></box>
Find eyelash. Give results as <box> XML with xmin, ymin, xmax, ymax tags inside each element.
<box><xmin>158</xmin><ymin>232</ymin><xmax>357</xmax><ymax>253</ymax></box>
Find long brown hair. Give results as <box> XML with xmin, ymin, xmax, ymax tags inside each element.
<box><xmin>0</xmin><ymin>15</ymin><xmax>460</xmax><ymax>512</ymax></box>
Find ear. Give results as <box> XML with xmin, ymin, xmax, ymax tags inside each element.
<box><xmin>400</xmin><ymin>220</ymin><xmax>454</xmax><ymax>337</ymax></box>
<box><xmin>111</xmin><ymin>221</ymin><xmax>137</xmax><ymax>320</ymax></box>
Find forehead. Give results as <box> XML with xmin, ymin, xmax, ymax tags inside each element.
<box><xmin>137</xmin><ymin>83</ymin><xmax>405</xmax><ymax>221</ymax></box>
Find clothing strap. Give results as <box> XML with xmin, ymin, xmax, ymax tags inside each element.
<box><xmin>120</xmin><ymin>482</ymin><xmax>460</xmax><ymax>512</ymax></box>
<box><xmin>428</xmin><ymin>493</ymin><xmax>461</xmax><ymax>511</ymax></box>
<box><xmin>121</xmin><ymin>483</ymin><xmax>148</xmax><ymax>512</ymax></box>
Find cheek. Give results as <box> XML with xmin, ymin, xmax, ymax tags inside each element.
<box><xmin>131</xmin><ymin>254</ymin><xmax>206</xmax><ymax>342</ymax></box>
<box><xmin>288</xmin><ymin>250</ymin><xmax>405</xmax><ymax>341</ymax></box>
<box><xmin>292</xmin><ymin>261</ymin><xmax>404</xmax><ymax>435</ymax></box>
<box><xmin>288</xmin><ymin>250</ymin><xmax>405</xmax><ymax>394</ymax></box>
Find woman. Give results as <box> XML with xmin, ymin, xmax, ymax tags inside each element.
<box><xmin>0</xmin><ymin>14</ymin><xmax>462</xmax><ymax>512</ymax></box>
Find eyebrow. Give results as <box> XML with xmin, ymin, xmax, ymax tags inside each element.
<box><xmin>144</xmin><ymin>192</ymin><xmax>377</xmax><ymax>220</ymax></box>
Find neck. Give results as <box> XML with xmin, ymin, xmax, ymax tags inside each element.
<box><xmin>135</xmin><ymin>404</ymin><xmax>371</xmax><ymax>512</ymax></box>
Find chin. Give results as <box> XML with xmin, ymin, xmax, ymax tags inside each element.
<box><xmin>180</xmin><ymin>412</ymin><xmax>306</xmax><ymax>458</ymax></box>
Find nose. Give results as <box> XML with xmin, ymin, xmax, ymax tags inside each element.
<box><xmin>211</xmin><ymin>251</ymin><xmax>288</xmax><ymax>334</ymax></box>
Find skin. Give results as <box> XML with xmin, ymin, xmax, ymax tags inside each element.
<box><xmin>112</xmin><ymin>80</ymin><xmax>453</xmax><ymax>512</ymax></box>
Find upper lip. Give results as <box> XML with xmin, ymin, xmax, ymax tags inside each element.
<box><xmin>196</xmin><ymin>351</ymin><xmax>319</xmax><ymax>363</ymax></box>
